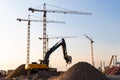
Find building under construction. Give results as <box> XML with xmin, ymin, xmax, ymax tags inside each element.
<box><xmin>104</xmin><ymin>55</ymin><xmax>120</xmax><ymax>75</ymax></box>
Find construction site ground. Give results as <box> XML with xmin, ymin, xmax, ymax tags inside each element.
<box><xmin>0</xmin><ymin>62</ymin><xmax>118</xmax><ymax>80</ymax></box>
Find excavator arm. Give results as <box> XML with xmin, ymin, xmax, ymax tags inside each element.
<box><xmin>43</xmin><ymin>38</ymin><xmax>72</xmax><ymax>66</ymax></box>
<box><xmin>25</xmin><ymin>38</ymin><xmax>72</xmax><ymax>71</ymax></box>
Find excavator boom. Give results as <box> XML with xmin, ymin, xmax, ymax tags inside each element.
<box><xmin>43</xmin><ymin>38</ymin><xmax>72</xmax><ymax>65</ymax></box>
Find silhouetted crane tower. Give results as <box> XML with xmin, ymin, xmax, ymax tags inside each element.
<box><xmin>17</xmin><ymin>15</ymin><xmax>65</xmax><ymax>64</ymax></box>
<box><xmin>39</xmin><ymin>35</ymin><xmax>77</xmax><ymax>51</ymax></box>
<box><xmin>28</xmin><ymin>3</ymin><xmax>92</xmax><ymax>60</ymax></box>
<box><xmin>84</xmin><ymin>34</ymin><xmax>95</xmax><ymax>66</ymax></box>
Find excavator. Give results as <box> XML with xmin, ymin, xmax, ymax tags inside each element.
<box><xmin>25</xmin><ymin>38</ymin><xmax>72</xmax><ymax>72</ymax></box>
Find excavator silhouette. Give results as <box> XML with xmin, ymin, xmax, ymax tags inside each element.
<box><xmin>25</xmin><ymin>38</ymin><xmax>72</xmax><ymax>72</ymax></box>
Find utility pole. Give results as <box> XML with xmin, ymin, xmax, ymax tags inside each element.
<box><xmin>28</xmin><ymin>3</ymin><xmax>91</xmax><ymax>60</ymax></box>
<box><xmin>84</xmin><ymin>34</ymin><xmax>95</xmax><ymax>66</ymax></box>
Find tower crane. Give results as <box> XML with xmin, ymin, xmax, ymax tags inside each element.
<box><xmin>84</xmin><ymin>34</ymin><xmax>95</xmax><ymax>66</ymax></box>
<box><xmin>17</xmin><ymin>15</ymin><xmax>65</xmax><ymax>64</ymax></box>
<box><xmin>28</xmin><ymin>3</ymin><xmax>92</xmax><ymax>60</ymax></box>
<box><xmin>17</xmin><ymin>15</ymin><xmax>31</xmax><ymax>64</ymax></box>
<box><xmin>108</xmin><ymin>55</ymin><xmax>114</xmax><ymax>68</ymax></box>
<box><xmin>39</xmin><ymin>35</ymin><xmax>77</xmax><ymax>51</ymax></box>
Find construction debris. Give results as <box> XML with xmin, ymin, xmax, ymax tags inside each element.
<box><xmin>105</xmin><ymin>67</ymin><xmax>120</xmax><ymax>75</ymax></box>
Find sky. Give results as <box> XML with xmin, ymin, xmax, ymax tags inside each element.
<box><xmin>0</xmin><ymin>0</ymin><xmax>120</xmax><ymax>71</ymax></box>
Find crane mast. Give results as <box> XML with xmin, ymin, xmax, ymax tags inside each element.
<box><xmin>17</xmin><ymin>15</ymin><xmax>31</xmax><ymax>64</ymax></box>
<box><xmin>28</xmin><ymin>3</ymin><xmax>91</xmax><ymax>60</ymax></box>
<box><xmin>17</xmin><ymin>15</ymin><xmax>45</xmax><ymax>64</ymax></box>
<box><xmin>17</xmin><ymin>15</ymin><xmax>65</xmax><ymax>64</ymax></box>
<box><xmin>84</xmin><ymin>34</ymin><xmax>95</xmax><ymax>66</ymax></box>
<box><xmin>43</xmin><ymin>3</ymin><xmax>47</xmax><ymax>59</ymax></box>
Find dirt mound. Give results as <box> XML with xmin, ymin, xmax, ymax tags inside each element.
<box><xmin>4</xmin><ymin>62</ymin><xmax>110</xmax><ymax>80</ymax></box>
<box><xmin>56</xmin><ymin>62</ymin><xmax>110</xmax><ymax>80</ymax></box>
<box><xmin>5</xmin><ymin>64</ymin><xmax>27</xmax><ymax>79</ymax></box>
<box><xmin>32</xmin><ymin>70</ymin><xmax>60</xmax><ymax>80</ymax></box>
<box><xmin>5</xmin><ymin>64</ymin><xmax>61</xmax><ymax>80</ymax></box>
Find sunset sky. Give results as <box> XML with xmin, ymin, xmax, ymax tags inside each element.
<box><xmin>0</xmin><ymin>0</ymin><xmax>120</xmax><ymax>71</ymax></box>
